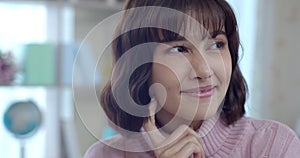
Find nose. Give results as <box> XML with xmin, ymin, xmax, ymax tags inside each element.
<box><xmin>188</xmin><ymin>52</ymin><xmax>213</xmax><ymax>80</ymax></box>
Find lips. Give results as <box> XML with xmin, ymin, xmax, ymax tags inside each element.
<box><xmin>181</xmin><ymin>85</ymin><xmax>215</xmax><ymax>99</ymax></box>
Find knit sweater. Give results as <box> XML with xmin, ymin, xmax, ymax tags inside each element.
<box><xmin>84</xmin><ymin>116</ymin><xmax>300</xmax><ymax>158</ymax></box>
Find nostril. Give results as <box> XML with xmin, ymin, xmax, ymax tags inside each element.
<box><xmin>195</xmin><ymin>74</ymin><xmax>212</xmax><ymax>80</ymax></box>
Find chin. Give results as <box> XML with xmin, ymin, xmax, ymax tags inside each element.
<box><xmin>194</xmin><ymin>104</ymin><xmax>221</xmax><ymax>121</ymax></box>
<box><xmin>175</xmin><ymin>109</ymin><xmax>215</xmax><ymax>122</ymax></box>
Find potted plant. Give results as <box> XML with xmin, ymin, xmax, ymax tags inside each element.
<box><xmin>0</xmin><ymin>50</ymin><xmax>17</xmax><ymax>85</ymax></box>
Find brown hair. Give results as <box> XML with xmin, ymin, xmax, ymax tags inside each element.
<box><xmin>100</xmin><ymin>0</ymin><xmax>248</xmax><ymax>132</ymax></box>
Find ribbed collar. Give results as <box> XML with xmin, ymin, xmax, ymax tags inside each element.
<box><xmin>135</xmin><ymin>115</ymin><xmax>249</xmax><ymax>157</ymax></box>
<box><xmin>200</xmin><ymin>116</ymin><xmax>249</xmax><ymax>157</ymax></box>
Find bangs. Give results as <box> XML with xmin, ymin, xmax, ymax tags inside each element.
<box><xmin>104</xmin><ymin>0</ymin><xmax>244</xmax><ymax>132</ymax></box>
<box><xmin>142</xmin><ymin>0</ymin><xmax>227</xmax><ymax>42</ymax></box>
<box><xmin>115</xmin><ymin>0</ymin><xmax>234</xmax><ymax>56</ymax></box>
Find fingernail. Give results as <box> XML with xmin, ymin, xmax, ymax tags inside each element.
<box><xmin>151</xmin><ymin>97</ymin><xmax>156</xmax><ymax>102</ymax></box>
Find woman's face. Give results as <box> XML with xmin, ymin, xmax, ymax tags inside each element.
<box><xmin>150</xmin><ymin>29</ymin><xmax>232</xmax><ymax>123</ymax></box>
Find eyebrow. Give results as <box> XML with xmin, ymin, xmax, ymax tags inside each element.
<box><xmin>163</xmin><ymin>30</ymin><xmax>227</xmax><ymax>44</ymax></box>
<box><xmin>210</xmin><ymin>30</ymin><xmax>227</xmax><ymax>38</ymax></box>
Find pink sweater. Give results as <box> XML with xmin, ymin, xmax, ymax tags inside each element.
<box><xmin>84</xmin><ymin>117</ymin><xmax>300</xmax><ymax>158</ymax></box>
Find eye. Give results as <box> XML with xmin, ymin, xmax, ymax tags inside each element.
<box><xmin>169</xmin><ymin>45</ymin><xmax>189</xmax><ymax>53</ymax></box>
<box><xmin>209</xmin><ymin>41</ymin><xmax>225</xmax><ymax>50</ymax></box>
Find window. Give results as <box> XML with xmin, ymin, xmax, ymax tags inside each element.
<box><xmin>227</xmin><ymin>0</ymin><xmax>258</xmax><ymax>117</ymax></box>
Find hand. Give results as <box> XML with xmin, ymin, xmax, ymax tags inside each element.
<box><xmin>143</xmin><ymin>98</ymin><xmax>205</xmax><ymax>158</ymax></box>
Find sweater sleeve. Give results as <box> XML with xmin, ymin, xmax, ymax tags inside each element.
<box><xmin>83</xmin><ymin>134</ymin><xmax>155</xmax><ymax>158</ymax></box>
<box><xmin>282</xmin><ymin>134</ymin><xmax>300</xmax><ymax>157</ymax></box>
<box><xmin>83</xmin><ymin>141</ymin><xmax>104</xmax><ymax>158</ymax></box>
<box><xmin>83</xmin><ymin>140</ymin><xmax>125</xmax><ymax>158</ymax></box>
<box><xmin>250</xmin><ymin>119</ymin><xmax>300</xmax><ymax>158</ymax></box>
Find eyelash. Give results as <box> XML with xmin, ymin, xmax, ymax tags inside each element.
<box><xmin>169</xmin><ymin>41</ymin><xmax>225</xmax><ymax>54</ymax></box>
<box><xmin>209</xmin><ymin>41</ymin><xmax>225</xmax><ymax>50</ymax></box>
<box><xmin>169</xmin><ymin>45</ymin><xmax>189</xmax><ymax>53</ymax></box>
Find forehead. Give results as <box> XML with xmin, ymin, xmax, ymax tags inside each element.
<box><xmin>178</xmin><ymin>19</ymin><xmax>226</xmax><ymax>42</ymax></box>
<box><xmin>151</xmin><ymin>5</ymin><xmax>226</xmax><ymax>43</ymax></box>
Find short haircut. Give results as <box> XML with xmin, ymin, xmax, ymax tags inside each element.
<box><xmin>100</xmin><ymin>0</ymin><xmax>248</xmax><ymax>132</ymax></box>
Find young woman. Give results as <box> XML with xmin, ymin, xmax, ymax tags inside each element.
<box><xmin>84</xmin><ymin>0</ymin><xmax>300</xmax><ymax>157</ymax></box>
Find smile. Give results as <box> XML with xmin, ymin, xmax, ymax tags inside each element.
<box><xmin>180</xmin><ymin>85</ymin><xmax>216</xmax><ymax>99</ymax></box>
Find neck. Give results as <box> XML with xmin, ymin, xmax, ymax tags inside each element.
<box><xmin>155</xmin><ymin>108</ymin><xmax>203</xmax><ymax>134</ymax></box>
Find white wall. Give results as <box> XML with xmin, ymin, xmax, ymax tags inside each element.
<box><xmin>253</xmin><ymin>0</ymin><xmax>300</xmax><ymax>132</ymax></box>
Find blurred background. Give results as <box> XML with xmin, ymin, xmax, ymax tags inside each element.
<box><xmin>0</xmin><ymin>0</ymin><xmax>299</xmax><ymax>158</ymax></box>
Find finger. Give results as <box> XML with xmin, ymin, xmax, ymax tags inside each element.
<box><xmin>193</xmin><ymin>148</ymin><xmax>206</xmax><ymax>158</ymax></box>
<box><xmin>143</xmin><ymin>98</ymin><xmax>157</xmax><ymax>131</ymax></box>
<box><xmin>143</xmin><ymin>98</ymin><xmax>166</xmax><ymax>146</ymax></box>
<box><xmin>161</xmin><ymin>124</ymin><xmax>202</xmax><ymax>148</ymax></box>
<box><xmin>160</xmin><ymin>135</ymin><xmax>202</xmax><ymax>157</ymax></box>
<box><xmin>193</xmin><ymin>153</ymin><xmax>202</xmax><ymax>158</ymax></box>
<box><xmin>175</xmin><ymin>142</ymin><xmax>203</xmax><ymax>158</ymax></box>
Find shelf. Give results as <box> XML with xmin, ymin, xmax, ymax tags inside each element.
<box><xmin>0</xmin><ymin>2</ymin><xmax>116</xmax><ymax>158</ymax></box>
<box><xmin>0</xmin><ymin>0</ymin><xmax>125</xmax><ymax>10</ymax></box>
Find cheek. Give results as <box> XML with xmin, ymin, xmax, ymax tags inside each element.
<box><xmin>223</xmin><ymin>53</ymin><xmax>232</xmax><ymax>83</ymax></box>
<box><xmin>151</xmin><ymin>64</ymin><xmax>179</xmax><ymax>87</ymax></box>
<box><xmin>151</xmin><ymin>64</ymin><xmax>178</xmax><ymax>94</ymax></box>
<box><xmin>150</xmin><ymin>64</ymin><xmax>183</xmax><ymax>111</ymax></box>
<box><xmin>213</xmin><ymin>51</ymin><xmax>232</xmax><ymax>83</ymax></box>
